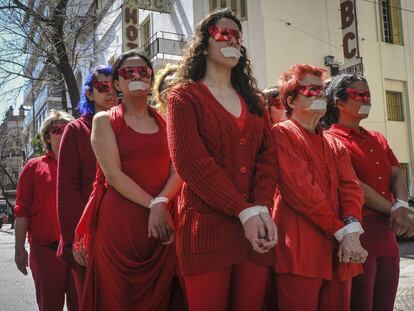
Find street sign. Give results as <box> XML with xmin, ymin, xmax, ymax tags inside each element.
<box><xmin>122</xmin><ymin>0</ymin><xmax>140</xmax><ymax>51</ymax></box>
<box><xmin>340</xmin><ymin>0</ymin><xmax>362</xmax><ymax>71</ymax></box>
<box><xmin>124</xmin><ymin>0</ymin><xmax>171</xmax><ymax>13</ymax></box>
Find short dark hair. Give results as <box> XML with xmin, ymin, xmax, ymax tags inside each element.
<box><xmin>320</xmin><ymin>74</ymin><xmax>367</xmax><ymax>129</ymax></box>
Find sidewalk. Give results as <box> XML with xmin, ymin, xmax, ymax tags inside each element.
<box><xmin>0</xmin><ymin>223</ymin><xmax>13</xmax><ymax>234</ymax></box>
<box><xmin>395</xmin><ymin>241</ymin><xmax>414</xmax><ymax>311</ymax></box>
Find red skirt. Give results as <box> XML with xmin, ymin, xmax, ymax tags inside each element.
<box><xmin>81</xmin><ymin>187</ymin><xmax>177</xmax><ymax>311</ymax></box>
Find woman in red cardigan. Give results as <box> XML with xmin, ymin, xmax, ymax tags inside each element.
<box><xmin>56</xmin><ymin>65</ymin><xmax>116</xmax><ymax>303</ymax></box>
<box><xmin>324</xmin><ymin>74</ymin><xmax>413</xmax><ymax>311</ymax></box>
<box><xmin>74</xmin><ymin>51</ymin><xmax>184</xmax><ymax>311</ymax></box>
<box><xmin>273</xmin><ymin>64</ymin><xmax>367</xmax><ymax>311</ymax></box>
<box><xmin>14</xmin><ymin>110</ymin><xmax>76</xmax><ymax>311</ymax></box>
<box><xmin>166</xmin><ymin>9</ymin><xmax>277</xmax><ymax>311</ymax></box>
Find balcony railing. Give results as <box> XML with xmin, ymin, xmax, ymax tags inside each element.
<box><xmin>140</xmin><ymin>31</ymin><xmax>186</xmax><ymax>61</ymax></box>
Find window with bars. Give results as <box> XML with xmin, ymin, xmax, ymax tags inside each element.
<box><xmin>386</xmin><ymin>91</ymin><xmax>404</xmax><ymax>121</ymax></box>
<box><xmin>209</xmin><ymin>0</ymin><xmax>247</xmax><ymax>20</ymax></box>
<box><xmin>381</xmin><ymin>0</ymin><xmax>403</xmax><ymax>44</ymax></box>
<box><xmin>400</xmin><ymin>163</ymin><xmax>410</xmax><ymax>189</ymax></box>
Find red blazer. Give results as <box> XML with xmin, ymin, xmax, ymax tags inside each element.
<box><xmin>15</xmin><ymin>151</ymin><xmax>60</xmax><ymax>247</ymax></box>
<box><xmin>273</xmin><ymin>120</ymin><xmax>363</xmax><ymax>280</ymax></box>
<box><xmin>167</xmin><ymin>82</ymin><xmax>277</xmax><ymax>275</ymax></box>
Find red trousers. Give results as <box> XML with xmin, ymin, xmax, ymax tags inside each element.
<box><xmin>351</xmin><ymin>255</ymin><xmax>399</xmax><ymax>311</ymax></box>
<box><xmin>276</xmin><ymin>273</ymin><xmax>351</xmax><ymax>311</ymax></box>
<box><xmin>30</xmin><ymin>246</ymin><xmax>78</xmax><ymax>311</ymax></box>
<box><xmin>184</xmin><ymin>261</ymin><xmax>269</xmax><ymax>311</ymax></box>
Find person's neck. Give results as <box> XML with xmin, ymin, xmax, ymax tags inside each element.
<box><xmin>123</xmin><ymin>96</ymin><xmax>148</xmax><ymax>117</ymax></box>
<box><xmin>202</xmin><ymin>61</ymin><xmax>232</xmax><ymax>90</ymax></box>
<box><xmin>94</xmin><ymin>104</ymin><xmax>105</xmax><ymax>114</ymax></box>
<box><xmin>292</xmin><ymin>113</ymin><xmax>321</xmax><ymax>134</ymax></box>
<box><xmin>338</xmin><ymin>114</ymin><xmax>361</xmax><ymax>132</ymax></box>
<box><xmin>51</xmin><ymin>148</ymin><xmax>58</xmax><ymax>159</ymax></box>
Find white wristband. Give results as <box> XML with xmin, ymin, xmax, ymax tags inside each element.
<box><xmin>238</xmin><ymin>206</ymin><xmax>269</xmax><ymax>225</ymax></box>
<box><xmin>391</xmin><ymin>199</ymin><xmax>409</xmax><ymax>213</ymax></box>
<box><xmin>149</xmin><ymin>196</ymin><xmax>169</xmax><ymax>209</ymax></box>
<box><xmin>334</xmin><ymin>222</ymin><xmax>364</xmax><ymax>242</ymax></box>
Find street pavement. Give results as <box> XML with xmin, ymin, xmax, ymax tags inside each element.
<box><xmin>1</xmin><ymin>224</ymin><xmax>414</xmax><ymax>310</ymax></box>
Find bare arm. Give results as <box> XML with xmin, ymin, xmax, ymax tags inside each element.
<box><xmin>359</xmin><ymin>181</ymin><xmax>392</xmax><ymax>214</ymax></box>
<box><xmin>14</xmin><ymin>217</ymin><xmax>29</xmax><ymax>275</ymax></box>
<box><xmin>91</xmin><ymin>111</ymin><xmax>153</xmax><ymax>207</ymax></box>
<box><xmin>156</xmin><ymin>163</ymin><xmax>183</xmax><ymax>200</ymax></box>
<box><xmin>391</xmin><ymin>166</ymin><xmax>409</xmax><ymax>201</ymax></box>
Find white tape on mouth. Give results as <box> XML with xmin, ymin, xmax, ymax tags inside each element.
<box><xmin>358</xmin><ymin>105</ymin><xmax>371</xmax><ymax>114</ymax></box>
<box><xmin>220</xmin><ymin>47</ymin><xmax>241</xmax><ymax>59</ymax></box>
<box><xmin>306</xmin><ymin>99</ymin><xmax>327</xmax><ymax>110</ymax></box>
<box><xmin>128</xmin><ymin>81</ymin><xmax>150</xmax><ymax>91</ymax></box>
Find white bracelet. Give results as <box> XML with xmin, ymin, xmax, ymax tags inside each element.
<box><xmin>391</xmin><ymin>199</ymin><xmax>409</xmax><ymax>213</ymax></box>
<box><xmin>149</xmin><ymin>196</ymin><xmax>169</xmax><ymax>209</ymax></box>
<box><xmin>238</xmin><ymin>206</ymin><xmax>269</xmax><ymax>225</ymax></box>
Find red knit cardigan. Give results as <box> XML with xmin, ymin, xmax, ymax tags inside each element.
<box><xmin>167</xmin><ymin>82</ymin><xmax>277</xmax><ymax>275</ymax></box>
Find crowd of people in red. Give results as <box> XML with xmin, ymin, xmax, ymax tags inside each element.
<box><xmin>13</xmin><ymin>9</ymin><xmax>413</xmax><ymax>311</ymax></box>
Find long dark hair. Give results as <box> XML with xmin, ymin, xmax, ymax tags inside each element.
<box><xmin>320</xmin><ymin>74</ymin><xmax>367</xmax><ymax>129</ymax></box>
<box><xmin>175</xmin><ymin>9</ymin><xmax>264</xmax><ymax>116</ymax></box>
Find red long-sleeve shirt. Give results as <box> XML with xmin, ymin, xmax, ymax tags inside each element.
<box><xmin>328</xmin><ymin>124</ymin><xmax>400</xmax><ymax>217</ymax></box>
<box><xmin>273</xmin><ymin>120</ymin><xmax>363</xmax><ymax>280</ymax></box>
<box><xmin>15</xmin><ymin>151</ymin><xmax>60</xmax><ymax>246</ymax></box>
<box><xmin>57</xmin><ymin>116</ymin><xmax>96</xmax><ymax>248</ymax></box>
<box><xmin>167</xmin><ymin>82</ymin><xmax>277</xmax><ymax>275</ymax></box>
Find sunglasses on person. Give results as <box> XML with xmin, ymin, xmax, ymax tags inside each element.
<box><xmin>346</xmin><ymin>88</ymin><xmax>371</xmax><ymax>103</ymax></box>
<box><xmin>297</xmin><ymin>84</ymin><xmax>324</xmax><ymax>98</ymax></box>
<box><xmin>208</xmin><ymin>26</ymin><xmax>242</xmax><ymax>45</ymax></box>
<box><xmin>92</xmin><ymin>81</ymin><xmax>113</xmax><ymax>93</ymax></box>
<box><xmin>49</xmin><ymin>125</ymin><xmax>66</xmax><ymax>135</ymax></box>
<box><xmin>117</xmin><ymin>66</ymin><xmax>153</xmax><ymax>80</ymax></box>
<box><xmin>268</xmin><ymin>96</ymin><xmax>283</xmax><ymax>109</ymax></box>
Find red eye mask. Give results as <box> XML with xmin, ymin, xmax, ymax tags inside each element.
<box><xmin>117</xmin><ymin>66</ymin><xmax>153</xmax><ymax>80</ymax></box>
<box><xmin>92</xmin><ymin>81</ymin><xmax>113</xmax><ymax>93</ymax></box>
<box><xmin>50</xmin><ymin>125</ymin><xmax>66</xmax><ymax>135</ymax></box>
<box><xmin>297</xmin><ymin>84</ymin><xmax>324</xmax><ymax>98</ymax></box>
<box><xmin>208</xmin><ymin>26</ymin><xmax>242</xmax><ymax>45</ymax></box>
<box><xmin>346</xmin><ymin>88</ymin><xmax>371</xmax><ymax>103</ymax></box>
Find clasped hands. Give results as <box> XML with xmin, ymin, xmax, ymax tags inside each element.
<box><xmin>243</xmin><ymin>212</ymin><xmax>278</xmax><ymax>253</ymax></box>
<box><xmin>338</xmin><ymin>232</ymin><xmax>367</xmax><ymax>264</ymax></box>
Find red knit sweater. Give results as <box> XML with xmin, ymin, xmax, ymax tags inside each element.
<box><xmin>167</xmin><ymin>82</ymin><xmax>277</xmax><ymax>275</ymax></box>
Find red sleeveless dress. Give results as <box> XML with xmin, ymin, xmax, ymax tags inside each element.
<box><xmin>80</xmin><ymin>104</ymin><xmax>177</xmax><ymax>311</ymax></box>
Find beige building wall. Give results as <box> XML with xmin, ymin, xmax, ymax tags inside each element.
<box><xmin>243</xmin><ymin>0</ymin><xmax>414</xmax><ymax>191</ymax></box>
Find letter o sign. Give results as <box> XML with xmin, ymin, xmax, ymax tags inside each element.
<box><xmin>127</xmin><ymin>25</ymin><xmax>138</xmax><ymax>41</ymax></box>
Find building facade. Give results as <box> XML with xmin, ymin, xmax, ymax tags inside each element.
<box><xmin>0</xmin><ymin>105</ymin><xmax>25</xmax><ymax>215</ymax></box>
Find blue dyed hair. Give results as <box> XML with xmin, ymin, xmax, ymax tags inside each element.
<box><xmin>77</xmin><ymin>65</ymin><xmax>113</xmax><ymax>116</ymax></box>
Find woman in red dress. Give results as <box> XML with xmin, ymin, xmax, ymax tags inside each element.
<box><xmin>324</xmin><ymin>73</ymin><xmax>413</xmax><ymax>311</ymax></box>
<box><xmin>167</xmin><ymin>9</ymin><xmax>277</xmax><ymax>311</ymax></box>
<box><xmin>74</xmin><ymin>51</ymin><xmax>183</xmax><ymax>311</ymax></box>
<box><xmin>272</xmin><ymin>64</ymin><xmax>367</xmax><ymax>311</ymax></box>
<box><xmin>14</xmin><ymin>110</ymin><xmax>77</xmax><ymax>311</ymax></box>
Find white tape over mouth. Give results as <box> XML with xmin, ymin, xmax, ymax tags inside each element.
<box><xmin>306</xmin><ymin>99</ymin><xmax>327</xmax><ymax>110</ymax></box>
<box><xmin>220</xmin><ymin>47</ymin><xmax>241</xmax><ymax>59</ymax></box>
<box><xmin>128</xmin><ymin>81</ymin><xmax>150</xmax><ymax>91</ymax></box>
<box><xmin>358</xmin><ymin>105</ymin><xmax>371</xmax><ymax>114</ymax></box>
